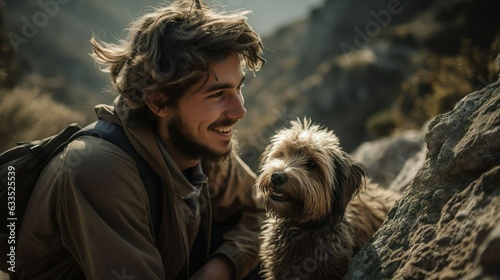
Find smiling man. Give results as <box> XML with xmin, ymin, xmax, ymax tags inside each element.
<box><xmin>15</xmin><ymin>1</ymin><xmax>265</xmax><ymax>279</ymax></box>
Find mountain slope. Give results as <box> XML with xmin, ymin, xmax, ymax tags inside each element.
<box><xmin>238</xmin><ymin>0</ymin><xmax>500</xmax><ymax>168</ymax></box>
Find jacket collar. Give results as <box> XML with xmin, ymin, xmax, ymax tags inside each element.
<box><xmin>155</xmin><ymin>134</ymin><xmax>207</xmax><ymax>199</ymax></box>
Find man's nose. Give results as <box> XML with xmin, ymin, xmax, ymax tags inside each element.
<box><xmin>225</xmin><ymin>92</ymin><xmax>246</xmax><ymax>120</ymax></box>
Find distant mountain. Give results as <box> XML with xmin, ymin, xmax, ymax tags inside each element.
<box><xmin>3</xmin><ymin>0</ymin><xmax>164</xmax><ymax>113</ymax></box>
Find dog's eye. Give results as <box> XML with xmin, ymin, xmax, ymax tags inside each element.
<box><xmin>275</xmin><ymin>151</ymin><xmax>284</xmax><ymax>158</ymax></box>
<box><xmin>307</xmin><ymin>160</ymin><xmax>317</xmax><ymax>168</ymax></box>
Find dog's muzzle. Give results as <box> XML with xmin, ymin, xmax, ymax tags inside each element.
<box><xmin>271</xmin><ymin>172</ymin><xmax>287</xmax><ymax>186</ymax></box>
<box><xmin>269</xmin><ymin>172</ymin><xmax>289</xmax><ymax>202</ymax></box>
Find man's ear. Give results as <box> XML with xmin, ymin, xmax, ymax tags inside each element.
<box><xmin>144</xmin><ymin>93</ymin><xmax>170</xmax><ymax>117</ymax></box>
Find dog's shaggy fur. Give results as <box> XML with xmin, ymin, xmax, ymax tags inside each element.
<box><xmin>257</xmin><ymin>119</ymin><xmax>400</xmax><ymax>280</ymax></box>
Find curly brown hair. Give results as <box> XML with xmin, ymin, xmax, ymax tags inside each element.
<box><xmin>90</xmin><ymin>0</ymin><xmax>265</xmax><ymax>123</ymax></box>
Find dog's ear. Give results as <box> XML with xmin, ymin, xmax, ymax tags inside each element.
<box><xmin>330</xmin><ymin>152</ymin><xmax>366</xmax><ymax>224</ymax></box>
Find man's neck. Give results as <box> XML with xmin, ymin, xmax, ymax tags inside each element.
<box><xmin>164</xmin><ymin>140</ymin><xmax>199</xmax><ymax>171</ymax></box>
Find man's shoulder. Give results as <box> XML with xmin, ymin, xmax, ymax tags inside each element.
<box><xmin>63</xmin><ymin>135</ymin><xmax>133</xmax><ymax>163</ymax></box>
<box><xmin>52</xmin><ymin>135</ymin><xmax>139</xmax><ymax>179</ymax></box>
<box><xmin>43</xmin><ymin>135</ymin><xmax>147</xmax><ymax>196</ymax></box>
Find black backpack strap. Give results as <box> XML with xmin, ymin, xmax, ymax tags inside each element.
<box><xmin>74</xmin><ymin>119</ymin><xmax>162</xmax><ymax>239</ymax></box>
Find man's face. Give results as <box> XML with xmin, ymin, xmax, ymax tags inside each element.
<box><xmin>167</xmin><ymin>52</ymin><xmax>246</xmax><ymax>163</ymax></box>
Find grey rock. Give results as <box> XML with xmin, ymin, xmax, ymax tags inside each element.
<box><xmin>346</xmin><ymin>81</ymin><xmax>500</xmax><ymax>279</ymax></box>
<box><xmin>352</xmin><ymin>127</ymin><xmax>426</xmax><ymax>190</ymax></box>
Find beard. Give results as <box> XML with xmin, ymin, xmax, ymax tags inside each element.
<box><xmin>167</xmin><ymin>114</ymin><xmax>238</xmax><ymax>165</ymax></box>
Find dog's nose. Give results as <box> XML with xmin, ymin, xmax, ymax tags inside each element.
<box><xmin>271</xmin><ymin>172</ymin><xmax>287</xmax><ymax>186</ymax></box>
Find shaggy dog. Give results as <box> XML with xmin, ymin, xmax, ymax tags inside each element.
<box><xmin>257</xmin><ymin>118</ymin><xmax>399</xmax><ymax>280</ymax></box>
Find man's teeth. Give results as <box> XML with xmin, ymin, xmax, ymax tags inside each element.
<box><xmin>213</xmin><ymin>127</ymin><xmax>232</xmax><ymax>133</ymax></box>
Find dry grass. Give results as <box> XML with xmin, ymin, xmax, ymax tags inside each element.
<box><xmin>0</xmin><ymin>87</ymin><xmax>86</xmax><ymax>151</ymax></box>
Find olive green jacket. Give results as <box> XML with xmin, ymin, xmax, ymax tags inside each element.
<box><xmin>16</xmin><ymin>97</ymin><xmax>264</xmax><ymax>279</ymax></box>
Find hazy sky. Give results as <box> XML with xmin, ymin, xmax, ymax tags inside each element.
<box><xmin>207</xmin><ymin>0</ymin><xmax>324</xmax><ymax>36</ymax></box>
<box><xmin>103</xmin><ymin>0</ymin><xmax>324</xmax><ymax>38</ymax></box>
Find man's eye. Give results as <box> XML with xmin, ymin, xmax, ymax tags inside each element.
<box><xmin>209</xmin><ymin>91</ymin><xmax>223</xmax><ymax>98</ymax></box>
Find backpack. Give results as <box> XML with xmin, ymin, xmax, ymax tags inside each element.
<box><xmin>0</xmin><ymin>119</ymin><xmax>162</xmax><ymax>273</ymax></box>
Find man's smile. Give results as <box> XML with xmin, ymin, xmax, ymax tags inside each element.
<box><xmin>212</xmin><ymin>126</ymin><xmax>233</xmax><ymax>133</ymax></box>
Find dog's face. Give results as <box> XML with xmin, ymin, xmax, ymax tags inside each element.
<box><xmin>256</xmin><ymin>118</ymin><xmax>365</xmax><ymax>224</ymax></box>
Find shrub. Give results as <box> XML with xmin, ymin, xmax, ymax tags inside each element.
<box><xmin>0</xmin><ymin>87</ymin><xmax>86</xmax><ymax>151</ymax></box>
<box><xmin>394</xmin><ymin>34</ymin><xmax>500</xmax><ymax>130</ymax></box>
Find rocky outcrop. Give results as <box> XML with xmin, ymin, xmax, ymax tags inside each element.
<box><xmin>346</xmin><ymin>80</ymin><xmax>500</xmax><ymax>279</ymax></box>
<box><xmin>352</xmin><ymin>126</ymin><xmax>427</xmax><ymax>191</ymax></box>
